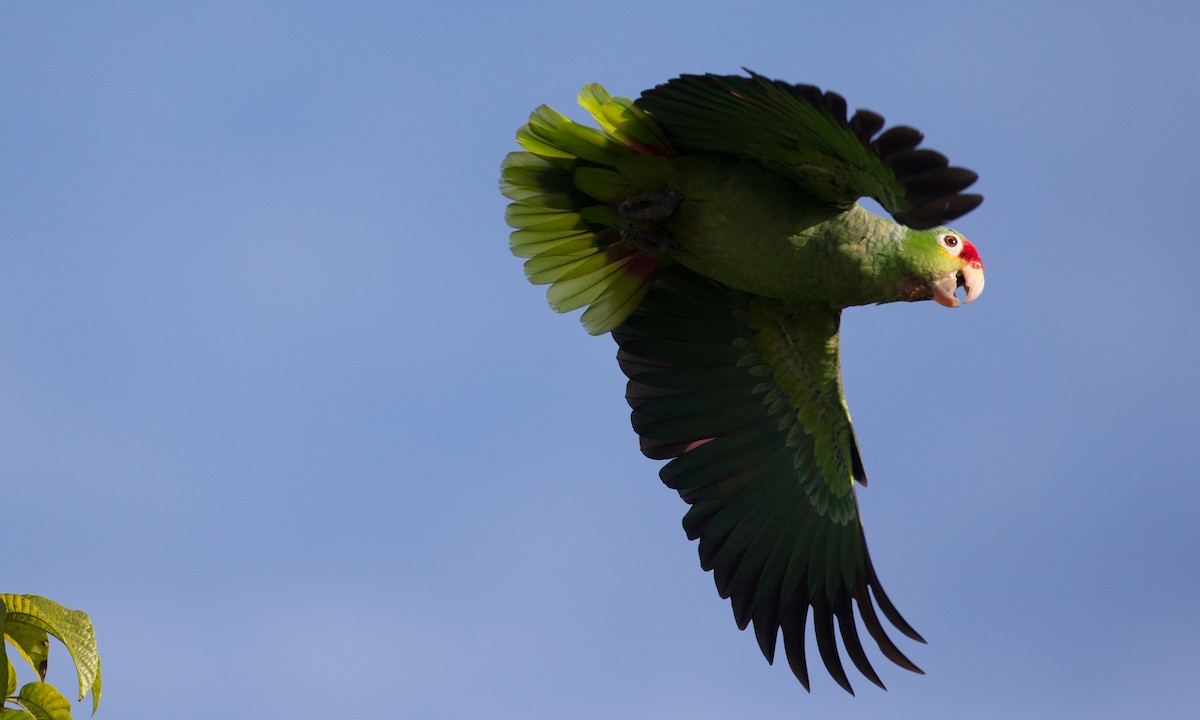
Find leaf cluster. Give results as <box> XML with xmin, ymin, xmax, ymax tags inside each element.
<box><xmin>1</xmin><ymin>595</ymin><xmax>101</xmax><ymax>719</ymax></box>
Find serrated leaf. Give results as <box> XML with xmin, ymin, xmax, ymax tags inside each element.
<box><xmin>87</xmin><ymin>663</ymin><xmax>100</xmax><ymax>716</ymax></box>
<box><xmin>0</xmin><ymin>599</ymin><xmax>55</xmax><ymax>639</ymax></box>
<box><xmin>23</xmin><ymin>599</ymin><xmax>99</xmax><ymax>708</ymax></box>
<box><xmin>14</xmin><ymin>682</ymin><xmax>71</xmax><ymax>720</ymax></box>
<box><xmin>1</xmin><ymin>602</ymin><xmax>8</xmax><ymax>697</ymax></box>
<box><xmin>4</xmin><ymin>655</ymin><xmax>15</xmax><ymax>698</ymax></box>
<box><xmin>3</xmin><ymin>622</ymin><xmax>49</xmax><ymax>681</ymax></box>
<box><xmin>1</xmin><ymin>597</ymin><xmax>100</xmax><ymax>713</ymax></box>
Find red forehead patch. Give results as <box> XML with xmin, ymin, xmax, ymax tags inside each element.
<box><xmin>959</xmin><ymin>239</ymin><xmax>984</xmax><ymax>270</ymax></box>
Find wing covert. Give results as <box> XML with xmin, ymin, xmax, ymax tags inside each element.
<box><xmin>613</xmin><ymin>265</ymin><xmax>925</xmax><ymax>693</ymax></box>
<box><xmin>635</xmin><ymin>70</ymin><xmax>982</xmax><ymax>229</ymax></box>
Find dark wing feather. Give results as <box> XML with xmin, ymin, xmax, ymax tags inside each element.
<box><xmin>636</xmin><ymin>71</ymin><xmax>982</xmax><ymax>229</ymax></box>
<box><xmin>612</xmin><ymin>266</ymin><xmax>925</xmax><ymax>693</ymax></box>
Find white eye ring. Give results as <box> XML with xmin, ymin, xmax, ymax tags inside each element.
<box><xmin>939</xmin><ymin>233</ymin><xmax>963</xmax><ymax>256</ymax></box>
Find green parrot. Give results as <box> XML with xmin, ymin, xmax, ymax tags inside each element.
<box><xmin>500</xmin><ymin>71</ymin><xmax>984</xmax><ymax>694</ymax></box>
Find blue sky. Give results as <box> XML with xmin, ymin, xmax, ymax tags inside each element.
<box><xmin>3</xmin><ymin>1</ymin><xmax>1198</xmax><ymax>718</ymax></box>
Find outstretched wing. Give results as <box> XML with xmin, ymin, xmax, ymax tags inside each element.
<box><xmin>636</xmin><ymin>71</ymin><xmax>981</xmax><ymax>229</ymax></box>
<box><xmin>612</xmin><ymin>265</ymin><xmax>924</xmax><ymax>693</ymax></box>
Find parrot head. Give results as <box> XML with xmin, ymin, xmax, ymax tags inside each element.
<box><xmin>902</xmin><ymin>227</ymin><xmax>985</xmax><ymax>308</ymax></box>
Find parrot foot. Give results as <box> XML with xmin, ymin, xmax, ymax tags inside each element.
<box><xmin>618</xmin><ymin>190</ymin><xmax>683</xmax><ymax>221</ymax></box>
<box><xmin>616</xmin><ymin>190</ymin><xmax>682</xmax><ymax>256</ymax></box>
<box><xmin>617</xmin><ymin>222</ymin><xmax>673</xmax><ymax>256</ymax></box>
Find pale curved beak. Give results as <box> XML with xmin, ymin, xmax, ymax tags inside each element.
<box><xmin>932</xmin><ymin>263</ymin><xmax>985</xmax><ymax>308</ymax></box>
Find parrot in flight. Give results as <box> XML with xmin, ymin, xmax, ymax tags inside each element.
<box><xmin>499</xmin><ymin>71</ymin><xmax>984</xmax><ymax>694</ymax></box>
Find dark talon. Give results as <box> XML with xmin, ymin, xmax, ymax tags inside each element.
<box><xmin>618</xmin><ymin>190</ymin><xmax>684</xmax><ymax>221</ymax></box>
<box><xmin>617</xmin><ymin>222</ymin><xmax>673</xmax><ymax>256</ymax></box>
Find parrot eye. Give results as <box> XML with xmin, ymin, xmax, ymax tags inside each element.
<box><xmin>939</xmin><ymin>233</ymin><xmax>963</xmax><ymax>256</ymax></box>
<box><xmin>943</xmin><ymin>234</ymin><xmax>958</xmax><ymax>247</ymax></box>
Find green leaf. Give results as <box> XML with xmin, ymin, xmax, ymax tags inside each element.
<box><xmin>0</xmin><ymin>599</ymin><xmax>54</xmax><ymax>639</ymax></box>
<box><xmin>0</xmin><ymin>709</ymin><xmax>35</xmax><ymax>719</ymax></box>
<box><xmin>0</xmin><ymin>597</ymin><xmax>100</xmax><ymax>712</ymax></box>
<box><xmin>3</xmin><ymin>621</ymin><xmax>50</xmax><ymax>681</ymax></box>
<box><xmin>13</xmin><ymin>682</ymin><xmax>71</xmax><ymax>720</ymax></box>
<box><xmin>1</xmin><ymin>602</ymin><xmax>9</xmax><ymax>698</ymax></box>
<box><xmin>23</xmin><ymin>599</ymin><xmax>99</xmax><ymax>709</ymax></box>
<box><xmin>5</xmin><ymin>654</ymin><xmax>16</xmax><ymax>698</ymax></box>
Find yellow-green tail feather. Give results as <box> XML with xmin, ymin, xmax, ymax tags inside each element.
<box><xmin>501</xmin><ymin>85</ymin><xmax>673</xmax><ymax>335</ymax></box>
